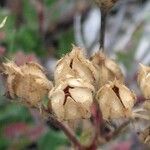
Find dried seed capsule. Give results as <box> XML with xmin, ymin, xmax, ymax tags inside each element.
<box><xmin>139</xmin><ymin>127</ymin><xmax>150</xmax><ymax>145</ymax></box>
<box><xmin>3</xmin><ymin>62</ymin><xmax>53</xmax><ymax>107</ymax></box>
<box><xmin>137</xmin><ymin>64</ymin><xmax>150</xmax><ymax>100</ymax></box>
<box><xmin>48</xmin><ymin>78</ymin><xmax>94</xmax><ymax>120</ymax></box>
<box><xmin>94</xmin><ymin>0</ymin><xmax>118</xmax><ymax>12</ymax></box>
<box><xmin>91</xmin><ymin>52</ymin><xmax>124</xmax><ymax>88</ymax></box>
<box><xmin>54</xmin><ymin>46</ymin><xmax>99</xmax><ymax>87</ymax></box>
<box><xmin>96</xmin><ymin>80</ymin><xmax>136</xmax><ymax>120</ymax></box>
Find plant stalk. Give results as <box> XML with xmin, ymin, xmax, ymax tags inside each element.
<box><xmin>99</xmin><ymin>9</ymin><xmax>107</xmax><ymax>51</ymax></box>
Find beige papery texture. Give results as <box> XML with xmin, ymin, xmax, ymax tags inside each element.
<box><xmin>91</xmin><ymin>52</ymin><xmax>124</xmax><ymax>89</ymax></box>
<box><xmin>48</xmin><ymin>78</ymin><xmax>94</xmax><ymax>120</ymax></box>
<box><xmin>54</xmin><ymin>46</ymin><xmax>99</xmax><ymax>88</ymax></box>
<box><xmin>96</xmin><ymin>80</ymin><xmax>136</xmax><ymax>120</ymax></box>
<box><xmin>50</xmin><ymin>46</ymin><xmax>99</xmax><ymax>120</ymax></box>
<box><xmin>3</xmin><ymin>62</ymin><xmax>53</xmax><ymax>107</ymax></box>
<box><xmin>138</xmin><ymin>64</ymin><xmax>150</xmax><ymax>100</ymax></box>
<box><xmin>139</xmin><ymin>127</ymin><xmax>150</xmax><ymax>145</ymax></box>
<box><xmin>94</xmin><ymin>0</ymin><xmax>118</xmax><ymax>11</ymax></box>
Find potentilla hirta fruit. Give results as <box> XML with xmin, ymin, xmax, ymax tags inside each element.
<box><xmin>139</xmin><ymin>127</ymin><xmax>150</xmax><ymax>145</ymax></box>
<box><xmin>3</xmin><ymin>62</ymin><xmax>53</xmax><ymax>107</ymax></box>
<box><xmin>91</xmin><ymin>52</ymin><xmax>124</xmax><ymax>89</ymax></box>
<box><xmin>138</xmin><ymin>64</ymin><xmax>150</xmax><ymax>100</ymax></box>
<box><xmin>48</xmin><ymin>78</ymin><xmax>94</xmax><ymax>120</ymax></box>
<box><xmin>94</xmin><ymin>0</ymin><xmax>118</xmax><ymax>12</ymax></box>
<box><xmin>54</xmin><ymin>46</ymin><xmax>99</xmax><ymax>88</ymax></box>
<box><xmin>96</xmin><ymin>80</ymin><xmax>136</xmax><ymax>120</ymax></box>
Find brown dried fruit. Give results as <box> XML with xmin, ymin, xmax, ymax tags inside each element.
<box><xmin>96</xmin><ymin>80</ymin><xmax>136</xmax><ymax>120</ymax></box>
<box><xmin>54</xmin><ymin>46</ymin><xmax>99</xmax><ymax>87</ymax></box>
<box><xmin>91</xmin><ymin>52</ymin><xmax>124</xmax><ymax>88</ymax></box>
<box><xmin>94</xmin><ymin>0</ymin><xmax>118</xmax><ymax>12</ymax></box>
<box><xmin>137</xmin><ymin>64</ymin><xmax>150</xmax><ymax>100</ymax></box>
<box><xmin>48</xmin><ymin>78</ymin><xmax>94</xmax><ymax>120</ymax></box>
<box><xmin>139</xmin><ymin>127</ymin><xmax>150</xmax><ymax>145</ymax></box>
<box><xmin>3</xmin><ymin>62</ymin><xmax>53</xmax><ymax>107</ymax></box>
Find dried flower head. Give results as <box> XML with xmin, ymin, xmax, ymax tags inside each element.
<box><xmin>96</xmin><ymin>80</ymin><xmax>136</xmax><ymax>120</ymax></box>
<box><xmin>3</xmin><ymin>62</ymin><xmax>53</xmax><ymax>107</ymax></box>
<box><xmin>138</xmin><ymin>64</ymin><xmax>150</xmax><ymax>100</ymax></box>
<box><xmin>94</xmin><ymin>0</ymin><xmax>118</xmax><ymax>12</ymax></box>
<box><xmin>139</xmin><ymin>127</ymin><xmax>150</xmax><ymax>145</ymax></box>
<box><xmin>54</xmin><ymin>46</ymin><xmax>98</xmax><ymax>87</ymax></box>
<box><xmin>91</xmin><ymin>52</ymin><xmax>124</xmax><ymax>88</ymax></box>
<box><xmin>48</xmin><ymin>78</ymin><xmax>94</xmax><ymax>120</ymax></box>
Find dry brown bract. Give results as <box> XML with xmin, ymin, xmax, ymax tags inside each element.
<box><xmin>94</xmin><ymin>0</ymin><xmax>118</xmax><ymax>12</ymax></box>
<box><xmin>139</xmin><ymin>127</ymin><xmax>150</xmax><ymax>145</ymax></box>
<box><xmin>3</xmin><ymin>62</ymin><xmax>53</xmax><ymax>107</ymax></box>
<box><xmin>48</xmin><ymin>78</ymin><xmax>94</xmax><ymax>120</ymax></box>
<box><xmin>54</xmin><ymin>46</ymin><xmax>99</xmax><ymax>88</ymax></box>
<box><xmin>91</xmin><ymin>52</ymin><xmax>124</xmax><ymax>89</ymax></box>
<box><xmin>138</xmin><ymin>64</ymin><xmax>150</xmax><ymax>100</ymax></box>
<box><xmin>96</xmin><ymin>80</ymin><xmax>136</xmax><ymax>120</ymax></box>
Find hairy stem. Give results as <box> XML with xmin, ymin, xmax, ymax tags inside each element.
<box><xmin>47</xmin><ymin>116</ymin><xmax>83</xmax><ymax>149</ymax></box>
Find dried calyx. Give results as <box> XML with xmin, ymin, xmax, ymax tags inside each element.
<box><xmin>91</xmin><ymin>52</ymin><xmax>124</xmax><ymax>89</ymax></box>
<box><xmin>50</xmin><ymin>46</ymin><xmax>97</xmax><ymax>120</ymax></box>
<box><xmin>48</xmin><ymin>78</ymin><xmax>94</xmax><ymax>120</ymax></box>
<box><xmin>96</xmin><ymin>80</ymin><xmax>136</xmax><ymax>120</ymax></box>
<box><xmin>3</xmin><ymin>62</ymin><xmax>53</xmax><ymax>107</ymax></box>
<box><xmin>138</xmin><ymin>64</ymin><xmax>150</xmax><ymax>100</ymax></box>
<box><xmin>139</xmin><ymin>127</ymin><xmax>150</xmax><ymax>145</ymax></box>
<box><xmin>94</xmin><ymin>0</ymin><xmax>118</xmax><ymax>12</ymax></box>
<box><xmin>54</xmin><ymin>46</ymin><xmax>99</xmax><ymax>87</ymax></box>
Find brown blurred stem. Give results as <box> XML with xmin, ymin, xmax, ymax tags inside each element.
<box><xmin>112</xmin><ymin>120</ymin><xmax>130</xmax><ymax>138</ymax></box>
<box><xmin>99</xmin><ymin>9</ymin><xmax>107</xmax><ymax>51</ymax></box>
<box><xmin>47</xmin><ymin>116</ymin><xmax>83</xmax><ymax>150</ymax></box>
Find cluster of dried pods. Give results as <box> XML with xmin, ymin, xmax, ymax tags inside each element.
<box><xmin>1</xmin><ymin>0</ymin><xmax>150</xmax><ymax>147</ymax></box>
<box><xmin>2</xmin><ymin>46</ymin><xmax>150</xmax><ymax>123</ymax></box>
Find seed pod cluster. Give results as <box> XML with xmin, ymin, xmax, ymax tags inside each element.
<box><xmin>3</xmin><ymin>62</ymin><xmax>52</xmax><ymax>107</ymax></box>
<box><xmin>2</xmin><ymin>46</ymin><xmax>139</xmax><ymax>122</ymax></box>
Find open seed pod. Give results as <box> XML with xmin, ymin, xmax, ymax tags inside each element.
<box><xmin>48</xmin><ymin>77</ymin><xmax>94</xmax><ymax>120</ymax></box>
<box><xmin>137</xmin><ymin>64</ymin><xmax>150</xmax><ymax>100</ymax></box>
<box><xmin>3</xmin><ymin>62</ymin><xmax>53</xmax><ymax>107</ymax></box>
<box><xmin>54</xmin><ymin>46</ymin><xmax>99</xmax><ymax>87</ymax></box>
<box><xmin>96</xmin><ymin>80</ymin><xmax>136</xmax><ymax>120</ymax></box>
<box><xmin>94</xmin><ymin>0</ymin><xmax>118</xmax><ymax>12</ymax></box>
<box><xmin>91</xmin><ymin>52</ymin><xmax>124</xmax><ymax>88</ymax></box>
<box><xmin>139</xmin><ymin>127</ymin><xmax>150</xmax><ymax>145</ymax></box>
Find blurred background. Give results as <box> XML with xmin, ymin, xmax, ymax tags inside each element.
<box><xmin>0</xmin><ymin>0</ymin><xmax>150</xmax><ymax>149</ymax></box>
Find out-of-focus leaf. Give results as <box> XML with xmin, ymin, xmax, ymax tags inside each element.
<box><xmin>44</xmin><ymin>0</ymin><xmax>55</xmax><ymax>6</ymax></box>
<box><xmin>23</xmin><ymin>0</ymin><xmax>38</xmax><ymax>28</ymax></box>
<box><xmin>57</xmin><ymin>28</ymin><xmax>74</xmax><ymax>58</ymax></box>
<box><xmin>117</xmin><ymin>51</ymin><xmax>135</xmax><ymax>70</ymax></box>
<box><xmin>0</xmin><ymin>137</ymin><xmax>9</xmax><ymax>150</ymax></box>
<box><xmin>0</xmin><ymin>17</ymin><xmax>7</xmax><ymax>29</ymax></box>
<box><xmin>38</xmin><ymin>130</ymin><xmax>68</xmax><ymax>150</ymax></box>
<box><xmin>0</xmin><ymin>103</ymin><xmax>33</xmax><ymax>127</ymax></box>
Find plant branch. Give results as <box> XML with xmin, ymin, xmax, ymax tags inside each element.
<box><xmin>112</xmin><ymin>120</ymin><xmax>130</xmax><ymax>138</ymax></box>
<box><xmin>99</xmin><ymin>9</ymin><xmax>107</xmax><ymax>51</ymax></box>
<box><xmin>86</xmin><ymin>101</ymin><xmax>103</xmax><ymax>150</ymax></box>
<box><xmin>42</xmin><ymin>108</ymin><xmax>83</xmax><ymax>150</ymax></box>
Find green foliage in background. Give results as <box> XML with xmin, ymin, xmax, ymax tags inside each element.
<box><xmin>38</xmin><ymin>130</ymin><xmax>68</xmax><ymax>150</ymax></box>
